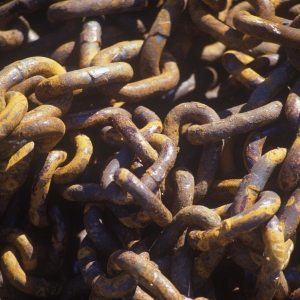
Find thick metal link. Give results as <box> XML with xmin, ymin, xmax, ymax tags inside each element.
<box><xmin>100</xmin><ymin>51</ymin><xmax>180</xmax><ymax>102</ymax></box>
<box><xmin>187</xmin><ymin>191</ymin><xmax>281</xmax><ymax>251</ymax></box>
<box><xmin>233</xmin><ymin>11</ymin><xmax>299</xmax><ymax>48</ymax></box>
<box><xmin>47</xmin><ymin>0</ymin><xmax>148</xmax><ymax>22</ymax></box>
<box><xmin>189</xmin><ymin>0</ymin><xmax>262</xmax><ymax>50</ymax></box>
<box><xmin>30</xmin><ymin>150</ymin><xmax>67</xmax><ymax>227</ymax></box>
<box><xmin>0</xmin><ymin>56</ymin><xmax>65</xmax><ymax>112</ymax></box>
<box><xmin>52</xmin><ymin>131</ymin><xmax>93</xmax><ymax>184</ymax></box>
<box><xmin>139</xmin><ymin>0</ymin><xmax>186</xmax><ymax>78</ymax></box>
<box><xmin>150</xmin><ymin>205</ymin><xmax>221</xmax><ymax>257</ymax></box>
<box><xmin>0</xmin><ymin>226</ymin><xmax>37</xmax><ymax>273</ymax></box>
<box><xmin>163</xmin><ymin>102</ymin><xmax>222</xmax><ymax>202</ymax></box>
<box><xmin>79</xmin><ymin>17</ymin><xmax>102</xmax><ymax>69</ymax></box>
<box><xmin>109</xmin><ymin>250</ymin><xmax>182</xmax><ymax>299</ymax></box>
<box><xmin>114</xmin><ymin>168</ymin><xmax>173</xmax><ymax>227</ymax></box>
<box><xmin>254</xmin><ymin>216</ymin><xmax>285</xmax><ymax>299</ymax></box>
<box><xmin>186</xmin><ymin>101</ymin><xmax>283</xmax><ymax>144</ymax></box>
<box><xmin>232</xmin><ymin>147</ymin><xmax>287</xmax><ymax>216</ymax></box>
<box><xmin>78</xmin><ymin>235</ymin><xmax>137</xmax><ymax>298</ymax></box>
<box><xmin>0</xmin><ymin>245</ymin><xmax>62</xmax><ymax>297</ymax></box>
<box><xmin>35</xmin><ymin>62</ymin><xmax>134</xmax><ymax>101</ymax></box>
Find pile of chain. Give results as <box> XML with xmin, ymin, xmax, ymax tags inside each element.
<box><xmin>2</xmin><ymin>0</ymin><xmax>300</xmax><ymax>299</ymax></box>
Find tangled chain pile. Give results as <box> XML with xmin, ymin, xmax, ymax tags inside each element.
<box><xmin>2</xmin><ymin>0</ymin><xmax>300</xmax><ymax>299</ymax></box>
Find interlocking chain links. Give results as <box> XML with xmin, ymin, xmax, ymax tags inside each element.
<box><xmin>47</xmin><ymin>0</ymin><xmax>148</xmax><ymax>22</ymax></box>
<box><xmin>52</xmin><ymin>131</ymin><xmax>93</xmax><ymax>184</ymax></box>
<box><xmin>103</xmin><ymin>51</ymin><xmax>180</xmax><ymax>102</ymax></box>
<box><xmin>60</xmin><ymin>183</ymin><xmax>106</xmax><ymax>203</ymax></box>
<box><xmin>0</xmin><ymin>57</ymin><xmax>70</xmax><ymax>159</ymax></box>
<box><xmin>233</xmin><ymin>11</ymin><xmax>300</xmax><ymax>48</ymax></box>
<box><xmin>102</xmin><ymin>115</ymin><xmax>176</xmax><ymax>227</ymax></box>
<box><xmin>0</xmin><ymin>226</ymin><xmax>37</xmax><ymax>273</ymax></box>
<box><xmin>34</xmin><ymin>62</ymin><xmax>134</xmax><ymax>101</ymax></box>
<box><xmin>91</xmin><ymin>40</ymin><xmax>180</xmax><ymax>102</ymax></box>
<box><xmin>101</xmin><ymin>105</ymin><xmax>163</xmax><ymax>149</ymax></box>
<box><xmin>150</xmin><ymin>205</ymin><xmax>221</xmax><ymax>258</ymax></box>
<box><xmin>221</xmin><ymin>51</ymin><xmax>265</xmax><ymax>91</ymax></box>
<box><xmin>163</xmin><ymin>102</ymin><xmax>223</xmax><ymax>202</ymax></box>
<box><xmin>109</xmin><ymin>112</ymin><xmax>158</xmax><ymax>167</ymax></box>
<box><xmin>0</xmin><ymin>245</ymin><xmax>62</xmax><ymax>297</ymax></box>
<box><xmin>215</xmin><ymin>148</ymin><xmax>287</xmax><ymax>251</ymax></box>
<box><xmin>3</xmin><ymin>0</ymin><xmax>300</xmax><ymax>299</ymax></box>
<box><xmin>0</xmin><ymin>57</ymin><xmax>65</xmax><ymax>112</ymax></box>
<box><xmin>62</xmin><ymin>107</ymin><xmax>132</xmax><ymax>131</ymax></box>
<box><xmin>109</xmin><ymin>250</ymin><xmax>182</xmax><ymax>299</ymax></box>
<box><xmin>219</xmin><ymin>51</ymin><xmax>282</xmax><ymax>102</ymax></box>
<box><xmin>114</xmin><ymin>138</ymin><xmax>176</xmax><ymax>227</ymax></box>
<box><xmin>254</xmin><ymin>216</ymin><xmax>285</xmax><ymax>300</ymax></box>
<box><xmin>231</xmin><ymin>147</ymin><xmax>287</xmax><ymax>216</ymax></box>
<box><xmin>97</xmin><ymin>108</ymin><xmax>159</xmax><ymax>207</ymax></box>
<box><xmin>243</xmin><ymin>121</ymin><xmax>291</xmax><ymax>171</ymax></box>
<box><xmin>78</xmin><ymin>235</ymin><xmax>137</xmax><ymax>299</ymax></box>
<box><xmin>139</xmin><ymin>0</ymin><xmax>187</xmax><ymax>78</ymax></box>
<box><xmin>94</xmin><ymin>107</ymin><xmax>177</xmax><ymax>228</ymax></box>
<box><xmin>220</xmin><ymin>51</ymin><xmax>298</xmax><ymax>109</ymax></box>
<box><xmin>120</xmin><ymin>133</ymin><xmax>176</xmax><ymax>191</ymax></box>
<box><xmin>91</xmin><ymin>40</ymin><xmax>144</xmax><ymax>66</ymax></box>
<box><xmin>114</xmin><ymin>168</ymin><xmax>172</xmax><ymax>227</ymax></box>
<box><xmin>0</xmin><ymin>223</ymin><xmax>65</xmax><ymax>297</ymax></box>
<box><xmin>29</xmin><ymin>133</ymin><xmax>92</xmax><ymax>258</ymax></box>
<box><xmin>101</xmin><ymin>146</ymin><xmax>136</xmax><ymax>206</ymax></box>
<box><xmin>189</xmin><ymin>0</ymin><xmax>262</xmax><ymax>50</ymax></box>
<box><xmin>8</xmin><ymin>75</ymin><xmax>45</xmax><ymax>97</ymax></box>
<box><xmin>0</xmin><ymin>203</ymin><xmax>69</xmax><ymax>291</ymax></box>
<box><xmin>0</xmin><ymin>116</ymin><xmax>65</xmax><ymax>161</ymax></box>
<box><xmin>227</xmin><ymin>239</ymin><xmax>292</xmax><ymax>299</ymax></box>
<box><xmin>187</xmin><ymin>191</ymin><xmax>281</xmax><ymax>251</ymax></box>
<box><xmin>163</xmin><ymin>102</ymin><xmax>220</xmax><ymax>147</ymax></box>
<box><xmin>186</xmin><ymin>101</ymin><xmax>283</xmax><ymax>145</ymax></box>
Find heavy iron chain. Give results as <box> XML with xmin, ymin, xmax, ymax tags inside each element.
<box><xmin>1</xmin><ymin>0</ymin><xmax>300</xmax><ymax>299</ymax></box>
